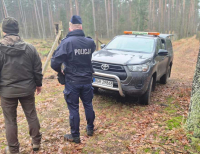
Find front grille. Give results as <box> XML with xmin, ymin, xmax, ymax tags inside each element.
<box><xmin>92</xmin><ymin>61</ymin><xmax>127</xmax><ymax>80</ymax></box>
<box><xmin>92</xmin><ymin>61</ymin><xmax>125</xmax><ymax>72</ymax></box>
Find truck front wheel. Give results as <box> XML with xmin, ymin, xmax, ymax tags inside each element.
<box><xmin>139</xmin><ymin>77</ymin><xmax>153</xmax><ymax>105</ymax></box>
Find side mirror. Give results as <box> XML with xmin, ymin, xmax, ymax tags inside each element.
<box><xmin>101</xmin><ymin>44</ymin><xmax>106</xmax><ymax>49</ymax></box>
<box><xmin>158</xmin><ymin>49</ymin><xmax>168</xmax><ymax>56</ymax></box>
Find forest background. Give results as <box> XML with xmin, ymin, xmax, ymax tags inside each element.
<box><xmin>1</xmin><ymin>0</ymin><xmax>200</xmax><ymax>153</ymax></box>
<box><xmin>0</xmin><ymin>0</ymin><xmax>200</xmax><ymax>40</ymax></box>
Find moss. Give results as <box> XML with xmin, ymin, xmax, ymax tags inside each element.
<box><xmin>186</xmin><ymin>88</ymin><xmax>200</xmax><ymax>137</ymax></box>
<box><xmin>164</xmin><ymin>107</ymin><xmax>177</xmax><ymax>114</ymax></box>
<box><xmin>166</xmin><ymin>116</ymin><xmax>183</xmax><ymax>130</ymax></box>
<box><xmin>190</xmin><ymin>137</ymin><xmax>200</xmax><ymax>152</ymax></box>
<box><xmin>144</xmin><ymin>148</ymin><xmax>151</xmax><ymax>152</ymax></box>
<box><xmin>166</xmin><ymin>96</ymin><xmax>175</xmax><ymax>103</ymax></box>
<box><xmin>154</xmin><ymin>149</ymin><xmax>160</xmax><ymax>154</ymax></box>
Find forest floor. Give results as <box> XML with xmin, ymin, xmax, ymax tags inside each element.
<box><xmin>0</xmin><ymin>36</ymin><xmax>200</xmax><ymax>154</ymax></box>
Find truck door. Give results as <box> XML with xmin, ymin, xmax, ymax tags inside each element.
<box><xmin>155</xmin><ymin>39</ymin><xmax>169</xmax><ymax>79</ymax></box>
<box><xmin>159</xmin><ymin>39</ymin><xmax>169</xmax><ymax>76</ymax></box>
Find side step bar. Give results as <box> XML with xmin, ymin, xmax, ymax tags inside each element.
<box><xmin>92</xmin><ymin>72</ymin><xmax>125</xmax><ymax>97</ymax></box>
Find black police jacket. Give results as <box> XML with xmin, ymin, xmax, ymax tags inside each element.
<box><xmin>51</xmin><ymin>30</ymin><xmax>96</xmax><ymax>84</ymax></box>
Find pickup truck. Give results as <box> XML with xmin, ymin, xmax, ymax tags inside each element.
<box><xmin>92</xmin><ymin>31</ymin><xmax>173</xmax><ymax>105</ymax></box>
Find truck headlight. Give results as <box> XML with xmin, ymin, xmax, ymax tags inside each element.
<box><xmin>128</xmin><ymin>64</ymin><xmax>149</xmax><ymax>72</ymax></box>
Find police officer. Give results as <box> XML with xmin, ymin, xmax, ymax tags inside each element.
<box><xmin>51</xmin><ymin>15</ymin><xmax>96</xmax><ymax>143</ymax></box>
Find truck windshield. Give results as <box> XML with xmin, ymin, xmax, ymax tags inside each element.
<box><xmin>105</xmin><ymin>36</ymin><xmax>154</xmax><ymax>53</ymax></box>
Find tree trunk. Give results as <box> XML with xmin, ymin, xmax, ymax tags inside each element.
<box><xmin>148</xmin><ymin>0</ymin><xmax>152</xmax><ymax>30</ymax></box>
<box><xmin>41</xmin><ymin>0</ymin><xmax>46</xmax><ymax>39</ymax></box>
<box><xmin>168</xmin><ymin>0</ymin><xmax>171</xmax><ymax>33</ymax></box>
<box><xmin>129</xmin><ymin>0</ymin><xmax>133</xmax><ymax>30</ymax></box>
<box><xmin>0</xmin><ymin>2</ymin><xmax>5</xmax><ymax>19</ymax></box>
<box><xmin>75</xmin><ymin>0</ymin><xmax>79</xmax><ymax>15</ymax></box>
<box><xmin>137</xmin><ymin>0</ymin><xmax>141</xmax><ymax>31</ymax></box>
<box><xmin>47</xmin><ymin>0</ymin><xmax>54</xmax><ymax>38</ymax></box>
<box><xmin>47</xmin><ymin>0</ymin><xmax>53</xmax><ymax>38</ymax></box>
<box><xmin>69</xmin><ymin>0</ymin><xmax>73</xmax><ymax>17</ymax></box>
<box><xmin>105</xmin><ymin>0</ymin><xmax>109</xmax><ymax>38</ymax></box>
<box><xmin>111</xmin><ymin>0</ymin><xmax>114</xmax><ymax>36</ymax></box>
<box><xmin>92</xmin><ymin>0</ymin><xmax>98</xmax><ymax>50</ymax></box>
<box><xmin>2</xmin><ymin>0</ymin><xmax>8</xmax><ymax>17</ymax></box>
<box><xmin>19</xmin><ymin>0</ymin><xmax>28</xmax><ymax>38</ymax></box>
<box><xmin>152</xmin><ymin>0</ymin><xmax>155</xmax><ymax>30</ymax></box>
<box><xmin>158</xmin><ymin>0</ymin><xmax>162</xmax><ymax>32</ymax></box>
<box><xmin>35</xmin><ymin>0</ymin><xmax>45</xmax><ymax>39</ymax></box>
<box><xmin>34</xmin><ymin>1</ymin><xmax>42</xmax><ymax>38</ymax></box>
<box><xmin>164</xmin><ymin>0</ymin><xmax>167</xmax><ymax>33</ymax></box>
<box><xmin>108</xmin><ymin>0</ymin><xmax>111</xmax><ymax>28</ymax></box>
<box><xmin>186</xmin><ymin>47</ymin><xmax>200</xmax><ymax>138</ymax></box>
<box><xmin>92</xmin><ymin>0</ymin><xmax>96</xmax><ymax>32</ymax></box>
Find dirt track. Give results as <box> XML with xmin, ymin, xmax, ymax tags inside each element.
<box><xmin>0</xmin><ymin>37</ymin><xmax>199</xmax><ymax>153</ymax></box>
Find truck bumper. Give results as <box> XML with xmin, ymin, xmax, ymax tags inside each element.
<box><xmin>92</xmin><ymin>71</ymin><xmax>151</xmax><ymax>97</ymax></box>
<box><xmin>92</xmin><ymin>72</ymin><xmax>125</xmax><ymax>97</ymax></box>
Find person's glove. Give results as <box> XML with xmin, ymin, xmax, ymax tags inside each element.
<box><xmin>57</xmin><ymin>72</ymin><xmax>65</xmax><ymax>85</ymax></box>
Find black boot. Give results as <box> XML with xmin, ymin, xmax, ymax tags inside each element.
<box><xmin>32</xmin><ymin>144</ymin><xmax>40</xmax><ymax>152</ymax></box>
<box><xmin>86</xmin><ymin>127</ymin><xmax>94</xmax><ymax>136</ymax></box>
<box><xmin>64</xmin><ymin>134</ymin><xmax>80</xmax><ymax>143</ymax></box>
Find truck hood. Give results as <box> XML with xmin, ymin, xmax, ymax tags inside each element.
<box><xmin>92</xmin><ymin>49</ymin><xmax>153</xmax><ymax>65</ymax></box>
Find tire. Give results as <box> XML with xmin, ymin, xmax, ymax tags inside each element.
<box><xmin>93</xmin><ymin>87</ymin><xmax>99</xmax><ymax>94</ymax></box>
<box><xmin>139</xmin><ymin>77</ymin><xmax>153</xmax><ymax>105</ymax></box>
<box><xmin>160</xmin><ymin>65</ymin><xmax>171</xmax><ymax>84</ymax></box>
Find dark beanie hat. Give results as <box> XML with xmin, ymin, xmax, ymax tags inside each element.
<box><xmin>70</xmin><ymin>15</ymin><xmax>82</xmax><ymax>24</ymax></box>
<box><xmin>2</xmin><ymin>17</ymin><xmax>19</xmax><ymax>34</ymax></box>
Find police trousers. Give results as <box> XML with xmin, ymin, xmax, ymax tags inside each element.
<box><xmin>0</xmin><ymin>93</ymin><xmax>41</xmax><ymax>153</ymax></box>
<box><xmin>64</xmin><ymin>82</ymin><xmax>95</xmax><ymax>137</ymax></box>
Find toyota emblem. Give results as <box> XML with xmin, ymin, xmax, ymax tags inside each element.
<box><xmin>101</xmin><ymin>64</ymin><xmax>109</xmax><ymax>71</ymax></box>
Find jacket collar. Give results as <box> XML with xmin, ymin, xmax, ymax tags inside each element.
<box><xmin>3</xmin><ymin>33</ymin><xmax>21</xmax><ymax>38</ymax></box>
<box><xmin>66</xmin><ymin>30</ymin><xmax>85</xmax><ymax>38</ymax></box>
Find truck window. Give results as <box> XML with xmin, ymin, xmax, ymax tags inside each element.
<box><xmin>166</xmin><ymin>39</ymin><xmax>172</xmax><ymax>51</ymax></box>
<box><xmin>161</xmin><ymin>39</ymin><xmax>166</xmax><ymax>49</ymax></box>
<box><xmin>156</xmin><ymin>39</ymin><xmax>162</xmax><ymax>53</ymax></box>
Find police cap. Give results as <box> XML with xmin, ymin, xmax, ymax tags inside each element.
<box><xmin>70</xmin><ymin>15</ymin><xmax>82</xmax><ymax>24</ymax></box>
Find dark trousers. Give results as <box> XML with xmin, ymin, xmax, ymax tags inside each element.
<box><xmin>64</xmin><ymin>83</ymin><xmax>95</xmax><ymax>137</ymax></box>
<box><xmin>1</xmin><ymin>93</ymin><xmax>41</xmax><ymax>153</ymax></box>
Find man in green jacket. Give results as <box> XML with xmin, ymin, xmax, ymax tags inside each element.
<box><xmin>0</xmin><ymin>17</ymin><xmax>43</xmax><ymax>154</ymax></box>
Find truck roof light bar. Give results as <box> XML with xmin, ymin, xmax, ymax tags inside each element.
<box><xmin>124</xmin><ymin>31</ymin><xmax>160</xmax><ymax>36</ymax></box>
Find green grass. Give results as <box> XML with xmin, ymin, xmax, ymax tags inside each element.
<box><xmin>144</xmin><ymin>148</ymin><xmax>151</xmax><ymax>152</ymax></box>
<box><xmin>166</xmin><ymin>96</ymin><xmax>175</xmax><ymax>103</ymax></box>
<box><xmin>164</xmin><ymin>107</ymin><xmax>177</xmax><ymax>114</ymax></box>
<box><xmin>39</xmin><ymin>50</ymin><xmax>50</xmax><ymax>56</ymax></box>
<box><xmin>166</xmin><ymin>116</ymin><xmax>183</xmax><ymax>130</ymax></box>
